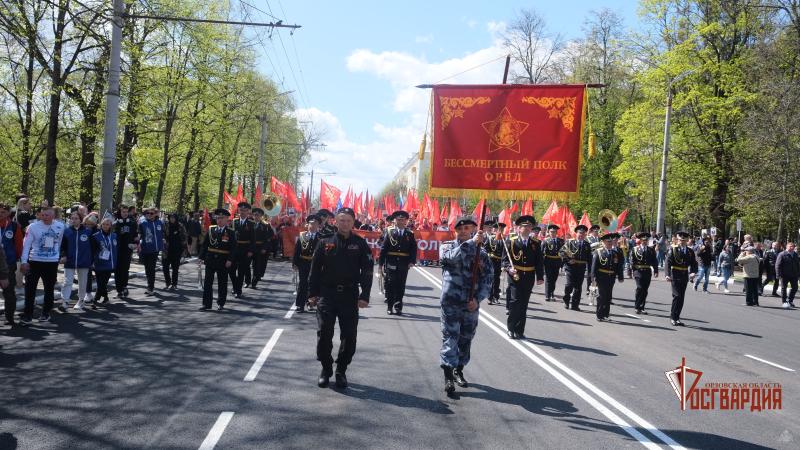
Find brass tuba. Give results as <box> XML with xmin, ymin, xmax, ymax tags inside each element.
<box><xmin>263</xmin><ymin>194</ymin><xmax>282</xmax><ymax>217</ymax></box>
<box><xmin>598</xmin><ymin>209</ymin><xmax>617</xmax><ymax>232</ymax></box>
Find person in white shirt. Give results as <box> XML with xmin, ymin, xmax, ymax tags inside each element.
<box><xmin>19</xmin><ymin>206</ymin><xmax>66</xmax><ymax>325</ymax></box>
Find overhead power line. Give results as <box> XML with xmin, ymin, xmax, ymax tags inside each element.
<box><xmin>122</xmin><ymin>13</ymin><xmax>301</xmax><ymax>29</ymax></box>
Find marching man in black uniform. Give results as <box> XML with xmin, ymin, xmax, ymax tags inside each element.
<box><xmin>230</xmin><ymin>202</ymin><xmax>256</xmax><ymax>298</ymax></box>
<box><xmin>560</xmin><ymin>224</ymin><xmax>592</xmax><ymax>311</ymax></box>
<box><xmin>292</xmin><ymin>215</ymin><xmax>320</xmax><ymax>313</ymax></box>
<box><xmin>586</xmin><ymin>224</ymin><xmax>601</xmax><ymax>295</ymax></box>
<box><xmin>308</xmin><ymin>207</ymin><xmax>373</xmax><ymax>389</ymax></box>
<box><xmin>665</xmin><ymin>231</ymin><xmax>697</xmax><ymax>326</ymax></box>
<box><xmin>483</xmin><ymin>220</ymin><xmax>504</xmax><ymax>305</ymax></box>
<box><xmin>250</xmin><ymin>208</ymin><xmax>275</xmax><ymax>288</ymax></box>
<box><xmin>379</xmin><ymin>210</ymin><xmax>416</xmax><ymax>315</ymax></box>
<box><xmin>198</xmin><ymin>209</ymin><xmax>236</xmax><ymax>311</ymax></box>
<box><xmin>629</xmin><ymin>231</ymin><xmax>659</xmax><ymax>315</ymax></box>
<box><xmin>503</xmin><ymin>215</ymin><xmax>544</xmax><ymax>339</ymax></box>
<box><xmin>591</xmin><ymin>232</ymin><xmax>625</xmax><ymax>322</ymax></box>
<box><xmin>542</xmin><ymin>224</ymin><xmax>564</xmax><ymax>302</ymax></box>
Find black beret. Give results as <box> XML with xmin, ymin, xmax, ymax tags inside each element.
<box><xmin>574</xmin><ymin>224</ymin><xmax>588</xmax><ymax>233</ymax></box>
<box><xmin>252</xmin><ymin>208</ymin><xmax>264</xmax><ymax>215</ymax></box>
<box><xmin>336</xmin><ymin>207</ymin><xmax>356</xmax><ymax>219</ymax></box>
<box><xmin>454</xmin><ymin>216</ymin><xmax>477</xmax><ymax>228</ymax></box>
<box><xmin>214</xmin><ymin>208</ymin><xmax>231</xmax><ymax>217</ymax></box>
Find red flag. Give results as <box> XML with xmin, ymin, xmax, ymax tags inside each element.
<box><xmin>566</xmin><ymin>209</ymin><xmax>577</xmax><ymax>238</ymax></box>
<box><xmin>448</xmin><ymin>199</ymin><xmax>462</xmax><ymax>230</ymax></box>
<box><xmin>431</xmin><ymin>198</ymin><xmax>440</xmax><ymax>224</ymax></box>
<box><xmin>471</xmin><ymin>199</ymin><xmax>490</xmax><ymax>221</ymax></box>
<box><xmin>236</xmin><ymin>184</ymin><xmax>245</xmax><ymax>204</ymax></box>
<box><xmin>498</xmin><ymin>207</ymin><xmax>512</xmax><ymax>234</ymax></box>
<box><xmin>521</xmin><ymin>198</ymin><xmax>534</xmax><ymax>217</ymax></box>
<box><xmin>440</xmin><ymin>202</ymin><xmax>448</xmax><ymax>224</ymax></box>
<box><xmin>368</xmin><ymin>196</ymin><xmax>375</xmax><ymax>220</ymax></box>
<box><xmin>202</xmin><ymin>208</ymin><xmax>211</xmax><ymax>231</ymax></box>
<box><xmin>405</xmin><ymin>190</ymin><xmax>417</xmax><ymax>212</ymax></box>
<box><xmin>354</xmin><ymin>192</ymin><xmax>363</xmax><ymax>215</ymax></box>
<box><xmin>270</xmin><ymin>177</ymin><xmax>287</xmax><ymax>197</ymax></box>
<box><xmin>284</xmin><ymin>183</ymin><xmax>301</xmax><ymax>211</ymax></box>
<box><xmin>223</xmin><ymin>190</ymin><xmax>238</xmax><ymax>216</ymax></box>
<box><xmin>541</xmin><ymin>200</ymin><xmax>559</xmax><ymax>224</ymax></box>
<box><xmin>509</xmin><ymin>201</ymin><xmax>519</xmax><ymax>216</ymax></box>
<box><xmin>320</xmin><ymin>180</ymin><xmax>341</xmax><ymax>211</ymax></box>
<box><xmin>579</xmin><ymin>211</ymin><xmax>592</xmax><ymax>230</ymax></box>
<box><xmin>616</xmin><ymin>209</ymin><xmax>629</xmax><ymax>232</ymax></box>
<box><xmin>299</xmin><ymin>190</ymin><xmax>307</xmax><ymax>215</ymax></box>
<box><xmin>254</xmin><ymin>182</ymin><xmax>263</xmax><ymax>208</ymax></box>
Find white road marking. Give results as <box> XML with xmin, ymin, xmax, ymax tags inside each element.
<box><xmin>284</xmin><ymin>305</ymin><xmax>297</xmax><ymax>319</ymax></box>
<box><xmin>413</xmin><ymin>266</ymin><xmax>685</xmax><ymax>450</ymax></box>
<box><xmin>624</xmin><ymin>313</ymin><xmax>651</xmax><ymax>323</ymax></box>
<box><xmin>198</xmin><ymin>411</ymin><xmax>234</xmax><ymax>450</ymax></box>
<box><xmin>744</xmin><ymin>354</ymin><xmax>795</xmax><ymax>372</ymax></box>
<box><xmin>243</xmin><ymin>329</ymin><xmax>284</xmax><ymax>382</ymax></box>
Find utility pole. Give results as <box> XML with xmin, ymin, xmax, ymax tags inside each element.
<box><xmin>99</xmin><ymin>9</ymin><xmax>300</xmax><ymax>213</ymax></box>
<box><xmin>98</xmin><ymin>0</ymin><xmax>124</xmax><ymax>214</ymax></box>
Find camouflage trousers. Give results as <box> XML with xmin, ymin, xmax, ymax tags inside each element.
<box><xmin>439</xmin><ymin>302</ymin><xmax>480</xmax><ymax>368</ymax></box>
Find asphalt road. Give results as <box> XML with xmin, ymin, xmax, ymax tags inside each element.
<box><xmin>1</xmin><ymin>260</ymin><xmax>796</xmax><ymax>449</ymax></box>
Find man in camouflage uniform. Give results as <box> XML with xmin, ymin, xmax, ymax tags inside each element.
<box><xmin>439</xmin><ymin>217</ymin><xmax>494</xmax><ymax>395</ymax></box>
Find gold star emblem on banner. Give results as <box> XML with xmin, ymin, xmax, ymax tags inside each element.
<box><xmin>482</xmin><ymin>107</ymin><xmax>529</xmax><ymax>153</ymax></box>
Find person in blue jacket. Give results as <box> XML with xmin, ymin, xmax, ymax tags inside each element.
<box><xmin>138</xmin><ymin>207</ymin><xmax>165</xmax><ymax>295</ymax></box>
<box><xmin>59</xmin><ymin>211</ymin><xmax>94</xmax><ymax>311</ymax></box>
<box><xmin>91</xmin><ymin>216</ymin><xmax>118</xmax><ymax>308</ymax></box>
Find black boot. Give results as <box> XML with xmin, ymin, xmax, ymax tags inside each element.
<box><xmin>443</xmin><ymin>366</ymin><xmax>456</xmax><ymax>394</ymax></box>
<box><xmin>318</xmin><ymin>367</ymin><xmax>332</xmax><ymax>388</ymax></box>
<box><xmin>453</xmin><ymin>365</ymin><xmax>468</xmax><ymax>387</ymax></box>
<box><xmin>335</xmin><ymin>372</ymin><xmax>348</xmax><ymax>388</ymax></box>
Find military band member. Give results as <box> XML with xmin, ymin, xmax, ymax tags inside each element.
<box><xmin>560</xmin><ymin>224</ymin><xmax>592</xmax><ymax>311</ymax></box>
<box><xmin>586</xmin><ymin>224</ymin><xmax>601</xmax><ymax>295</ymax></box>
<box><xmin>308</xmin><ymin>207</ymin><xmax>373</xmax><ymax>389</ymax></box>
<box><xmin>439</xmin><ymin>217</ymin><xmax>493</xmax><ymax>395</ymax></box>
<box><xmin>665</xmin><ymin>231</ymin><xmax>698</xmax><ymax>326</ymax></box>
<box><xmin>503</xmin><ymin>215</ymin><xmax>544</xmax><ymax>339</ymax></box>
<box><xmin>292</xmin><ymin>215</ymin><xmax>320</xmax><ymax>313</ymax></box>
<box><xmin>316</xmin><ymin>209</ymin><xmax>337</xmax><ymax>238</ymax></box>
<box><xmin>483</xmin><ymin>220</ymin><xmax>504</xmax><ymax>305</ymax></box>
<box><xmin>198</xmin><ymin>209</ymin><xmax>236</xmax><ymax>311</ymax></box>
<box><xmin>379</xmin><ymin>210</ymin><xmax>416</xmax><ymax>315</ymax></box>
<box><xmin>591</xmin><ymin>232</ymin><xmax>625</xmax><ymax>322</ymax></box>
<box><xmin>250</xmin><ymin>208</ymin><xmax>275</xmax><ymax>288</ymax></box>
<box><xmin>229</xmin><ymin>202</ymin><xmax>256</xmax><ymax>298</ymax></box>
<box><xmin>629</xmin><ymin>232</ymin><xmax>659</xmax><ymax>314</ymax></box>
<box><xmin>543</xmin><ymin>224</ymin><xmax>564</xmax><ymax>302</ymax></box>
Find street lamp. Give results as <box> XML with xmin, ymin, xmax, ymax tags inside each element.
<box><xmin>655</xmin><ymin>69</ymin><xmax>694</xmax><ymax>236</ymax></box>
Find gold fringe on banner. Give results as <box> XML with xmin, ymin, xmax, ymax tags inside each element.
<box><xmin>584</xmin><ymin>86</ymin><xmax>596</xmax><ymax>159</ymax></box>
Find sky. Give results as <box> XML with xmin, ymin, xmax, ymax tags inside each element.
<box><xmin>241</xmin><ymin>0</ymin><xmax>641</xmax><ymax>196</ymax></box>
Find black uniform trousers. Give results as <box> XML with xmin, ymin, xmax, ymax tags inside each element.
<box><xmin>230</xmin><ymin>254</ymin><xmax>251</xmax><ymax>294</ymax></box>
<box><xmin>3</xmin><ymin>266</ymin><xmax>17</xmax><ymax>322</ymax></box>
<box><xmin>670</xmin><ymin>272</ymin><xmax>689</xmax><ymax>321</ymax></box>
<box><xmin>295</xmin><ymin>262</ymin><xmax>311</xmax><ymax>308</ymax></box>
<box><xmin>595</xmin><ymin>273</ymin><xmax>616</xmax><ymax>320</ymax></box>
<box><xmin>563</xmin><ymin>267</ymin><xmax>585</xmax><ymax>309</ymax></box>
<box><xmin>162</xmin><ymin>251</ymin><xmax>182</xmax><ymax>287</ymax></box>
<box><xmin>633</xmin><ymin>269</ymin><xmax>652</xmax><ymax>311</ymax></box>
<box><xmin>140</xmin><ymin>252</ymin><xmax>158</xmax><ymax>291</ymax></box>
<box><xmin>489</xmin><ymin>258</ymin><xmax>502</xmax><ymax>300</ymax></box>
<box><xmin>761</xmin><ymin>266</ymin><xmax>777</xmax><ymax>295</ymax></box>
<box><xmin>203</xmin><ymin>259</ymin><xmax>230</xmax><ymax>308</ymax></box>
<box><xmin>544</xmin><ymin>258</ymin><xmax>561</xmax><ymax>299</ymax></box>
<box><xmin>780</xmin><ymin>277</ymin><xmax>798</xmax><ymax>303</ymax></box>
<box><xmin>744</xmin><ymin>278</ymin><xmax>760</xmax><ymax>305</ymax></box>
<box><xmin>23</xmin><ymin>261</ymin><xmax>58</xmax><ymax>319</ymax></box>
<box><xmin>115</xmin><ymin>247</ymin><xmax>132</xmax><ymax>294</ymax></box>
<box><xmin>384</xmin><ymin>267</ymin><xmax>409</xmax><ymax>312</ymax></box>
<box><xmin>252</xmin><ymin>252</ymin><xmax>268</xmax><ymax>286</ymax></box>
<box><xmin>316</xmin><ymin>288</ymin><xmax>359</xmax><ymax>373</ymax></box>
<box><xmin>507</xmin><ymin>273</ymin><xmax>535</xmax><ymax>335</ymax></box>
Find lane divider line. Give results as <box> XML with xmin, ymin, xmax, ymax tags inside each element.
<box><xmin>744</xmin><ymin>354</ymin><xmax>795</xmax><ymax>372</ymax></box>
<box><xmin>284</xmin><ymin>305</ymin><xmax>297</xmax><ymax>319</ymax></box>
<box><xmin>198</xmin><ymin>411</ymin><xmax>234</xmax><ymax>450</ymax></box>
<box><xmin>413</xmin><ymin>266</ymin><xmax>684</xmax><ymax>450</ymax></box>
<box><xmin>624</xmin><ymin>313</ymin><xmax>651</xmax><ymax>323</ymax></box>
<box><xmin>243</xmin><ymin>329</ymin><xmax>284</xmax><ymax>382</ymax></box>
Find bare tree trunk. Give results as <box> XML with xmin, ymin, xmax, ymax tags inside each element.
<box><xmin>154</xmin><ymin>110</ymin><xmax>176</xmax><ymax>208</ymax></box>
<box><xmin>217</xmin><ymin>160</ymin><xmax>228</xmax><ymax>208</ymax></box>
<box><xmin>42</xmin><ymin>0</ymin><xmax>69</xmax><ymax>204</ymax></box>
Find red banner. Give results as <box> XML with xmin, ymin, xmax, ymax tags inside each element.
<box><xmin>280</xmin><ymin>227</ymin><xmax>455</xmax><ymax>261</ymax></box>
<box><xmin>430</xmin><ymin>84</ymin><xmax>587</xmax><ymax>200</ymax></box>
